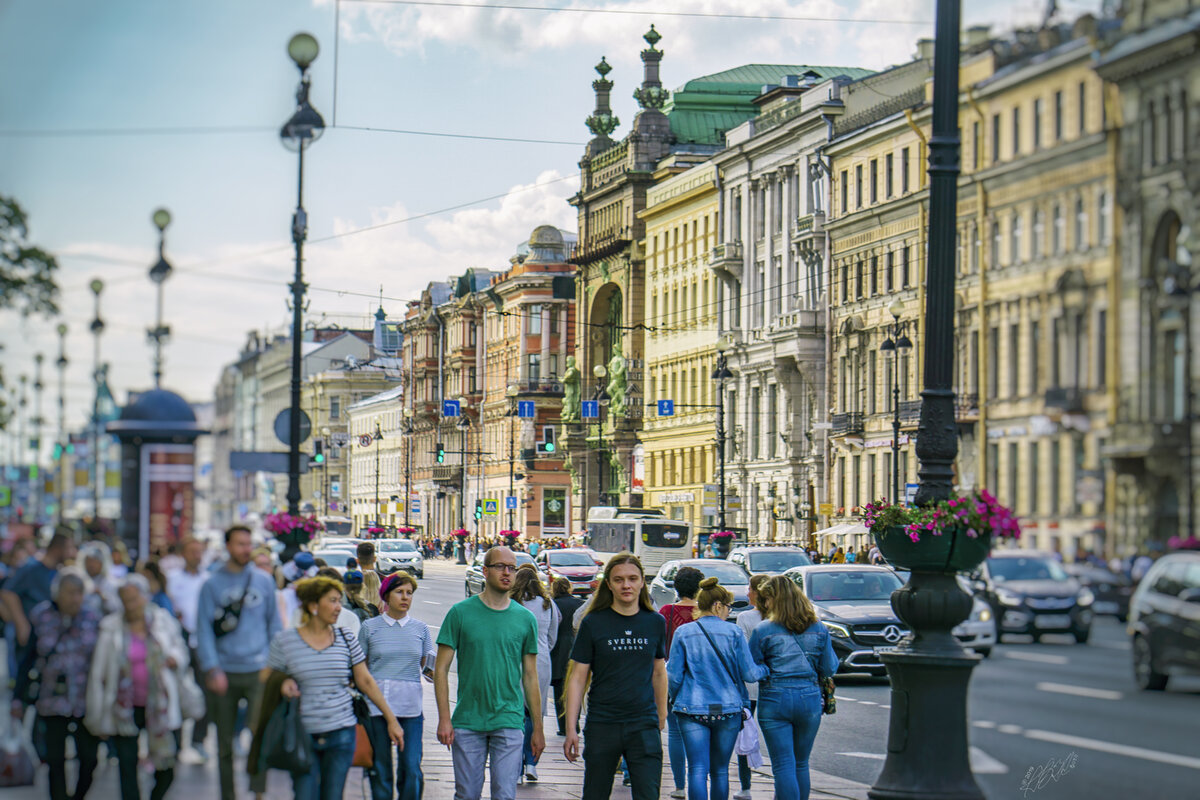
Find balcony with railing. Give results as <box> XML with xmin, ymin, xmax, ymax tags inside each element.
<box><xmin>709</xmin><ymin>241</ymin><xmax>744</xmax><ymax>282</ymax></box>
<box><xmin>898</xmin><ymin>399</ymin><xmax>923</xmax><ymax>428</ymax></box>
<box><xmin>956</xmin><ymin>392</ymin><xmax>980</xmax><ymax>421</ymax></box>
<box><xmin>831</xmin><ymin>411</ymin><xmax>865</xmax><ymax>436</ymax></box>
<box><xmin>506</xmin><ymin>379</ymin><xmax>565</xmax><ymax>397</ymax></box>
<box><xmin>432</xmin><ymin>465</ymin><xmax>462</xmax><ymax>484</ymax></box>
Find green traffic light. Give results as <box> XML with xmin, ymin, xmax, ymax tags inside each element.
<box><xmin>66</xmin><ymin>444</ymin><xmax>75</xmax><ymax>455</ymax></box>
<box><xmin>53</xmin><ymin>443</ymin><xmax>63</xmax><ymax>460</ymax></box>
<box><xmin>314</xmin><ymin>453</ymin><xmax>325</xmax><ymax>464</ymax></box>
<box><xmin>544</xmin><ymin>442</ymin><xmax>555</xmax><ymax>452</ymax></box>
<box><xmin>29</xmin><ymin>465</ymin><xmax>38</xmax><ymax>480</ymax></box>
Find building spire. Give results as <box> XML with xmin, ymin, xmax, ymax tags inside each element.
<box><xmin>586</xmin><ymin>56</ymin><xmax>620</xmax><ymax>140</ymax></box>
<box><xmin>375</xmin><ymin>284</ymin><xmax>386</xmax><ymax>322</ymax></box>
<box><xmin>633</xmin><ymin>25</ymin><xmax>669</xmax><ymax>110</ymax></box>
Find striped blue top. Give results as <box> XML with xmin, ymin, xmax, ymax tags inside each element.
<box><xmin>358</xmin><ymin>614</ymin><xmax>436</xmax><ymax>718</ymax></box>
<box><xmin>267</xmin><ymin>627</ymin><xmax>365</xmax><ymax>734</ymax></box>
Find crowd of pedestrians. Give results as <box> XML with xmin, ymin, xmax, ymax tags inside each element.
<box><xmin>3</xmin><ymin>524</ymin><xmax>846</xmax><ymax>800</ymax></box>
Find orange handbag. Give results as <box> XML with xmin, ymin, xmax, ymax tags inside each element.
<box><xmin>353</xmin><ymin>721</ymin><xmax>374</xmax><ymax>769</ymax></box>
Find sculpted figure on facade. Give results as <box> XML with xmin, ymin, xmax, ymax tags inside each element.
<box><xmin>607</xmin><ymin>347</ymin><xmax>627</xmax><ymax>417</ymax></box>
<box><xmin>561</xmin><ymin>355</ymin><xmax>581</xmax><ymax>422</ymax></box>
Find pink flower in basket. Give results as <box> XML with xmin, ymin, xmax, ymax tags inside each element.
<box><xmin>452</xmin><ymin>529</ymin><xmax>470</xmax><ymax>538</ymax></box>
<box><xmin>709</xmin><ymin>531</ymin><xmax>735</xmax><ymax>541</ymax></box>
<box><xmin>397</xmin><ymin>527</ymin><xmax>417</xmax><ymax>535</ymax></box>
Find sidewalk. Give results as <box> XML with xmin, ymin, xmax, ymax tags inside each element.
<box><xmin>7</xmin><ymin>668</ymin><xmax>868</xmax><ymax>800</ymax></box>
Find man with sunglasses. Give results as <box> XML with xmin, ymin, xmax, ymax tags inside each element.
<box><xmin>434</xmin><ymin>546</ymin><xmax>543</xmax><ymax>800</ymax></box>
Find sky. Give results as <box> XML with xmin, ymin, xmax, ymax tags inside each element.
<box><xmin>0</xmin><ymin>0</ymin><xmax>1104</xmax><ymax>456</ymax></box>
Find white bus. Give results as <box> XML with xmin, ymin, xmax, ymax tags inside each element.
<box><xmin>586</xmin><ymin>507</ymin><xmax>693</xmax><ymax>577</ymax></box>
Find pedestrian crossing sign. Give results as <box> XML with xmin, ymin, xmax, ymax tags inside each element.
<box><xmin>483</xmin><ymin>499</ymin><xmax>499</xmax><ymax>516</ymax></box>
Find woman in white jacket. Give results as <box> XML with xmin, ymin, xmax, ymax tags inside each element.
<box><xmin>86</xmin><ymin>573</ymin><xmax>188</xmax><ymax>800</ymax></box>
<box><xmin>509</xmin><ymin>564</ymin><xmax>559</xmax><ymax>785</ymax></box>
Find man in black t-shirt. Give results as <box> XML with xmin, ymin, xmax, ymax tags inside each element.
<box><xmin>563</xmin><ymin>553</ymin><xmax>667</xmax><ymax>800</ymax></box>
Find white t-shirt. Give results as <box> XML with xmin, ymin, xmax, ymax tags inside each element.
<box><xmin>167</xmin><ymin>567</ymin><xmax>209</xmax><ymax>642</ymax></box>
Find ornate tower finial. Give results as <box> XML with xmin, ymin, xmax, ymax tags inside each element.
<box><xmin>634</xmin><ymin>26</ymin><xmax>669</xmax><ymax>111</ymax></box>
<box><xmin>586</xmin><ymin>56</ymin><xmax>620</xmax><ymax>139</ymax></box>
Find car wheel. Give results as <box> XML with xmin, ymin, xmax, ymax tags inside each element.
<box><xmin>1133</xmin><ymin>635</ymin><xmax>1168</xmax><ymax>691</ymax></box>
<box><xmin>977</xmin><ymin>647</ymin><xmax>992</xmax><ymax>658</ymax></box>
<box><xmin>1073</xmin><ymin>627</ymin><xmax>1091</xmax><ymax>645</ymax></box>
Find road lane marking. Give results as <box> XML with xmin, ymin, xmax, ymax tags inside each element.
<box><xmin>837</xmin><ymin>752</ymin><xmax>885</xmax><ymax>760</ymax></box>
<box><xmin>972</xmin><ymin>720</ymin><xmax>997</xmax><ymax>729</ymax></box>
<box><xmin>969</xmin><ymin>747</ymin><xmax>1009</xmax><ymax>774</ymax></box>
<box><xmin>1092</xmin><ymin>640</ymin><xmax>1132</xmax><ymax>651</ymax></box>
<box><xmin>834</xmin><ymin>695</ymin><xmax>856</xmax><ymax>702</ymax></box>
<box><xmin>997</xmin><ymin>724</ymin><xmax>1025</xmax><ymax>735</ymax></box>
<box><xmin>880</xmin><ymin>705</ymin><xmax>890</xmax><ymax>710</ymax></box>
<box><xmin>1035</xmin><ymin>682</ymin><xmax>1123</xmax><ymax>701</ymax></box>
<box><xmin>1004</xmin><ymin>651</ymin><xmax>1070</xmax><ymax>665</ymax></box>
<box><xmin>1024</xmin><ymin>730</ymin><xmax>1200</xmax><ymax>770</ymax></box>
<box><xmin>857</xmin><ymin>701</ymin><xmax>878</xmax><ymax>706</ymax></box>
<box><xmin>422</xmin><ymin>600</ymin><xmax>442</xmax><ymax>605</ymax></box>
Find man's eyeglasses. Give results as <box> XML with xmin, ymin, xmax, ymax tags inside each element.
<box><xmin>485</xmin><ymin>562</ymin><xmax>518</xmax><ymax>573</ymax></box>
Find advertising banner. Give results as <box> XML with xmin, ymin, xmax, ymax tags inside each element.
<box><xmin>140</xmin><ymin>444</ymin><xmax>195</xmax><ymax>558</ymax></box>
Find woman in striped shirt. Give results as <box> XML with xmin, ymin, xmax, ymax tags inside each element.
<box><xmin>265</xmin><ymin>575</ymin><xmax>404</xmax><ymax>800</ymax></box>
<box><xmin>358</xmin><ymin>571</ymin><xmax>436</xmax><ymax>800</ymax></box>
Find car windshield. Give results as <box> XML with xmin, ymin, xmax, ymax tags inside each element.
<box><xmin>807</xmin><ymin>570</ymin><xmax>903</xmax><ymax>602</ymax></box>
<box><xmin>691</xmin><ymin>562</ymin><xmax>749</xmax><ymax>585</ymax></box>
<box><xmin>547</xmin><ymin>552</ymin><xmax>595</xmax><ymax>567</ymax></box>
<box><xmin>378</xmin><ymin>541</ymin><xmax>416</xmax><ymax>552</ymax></box>
<box><xmin>315</xmin><ymin>551</ymin><xmax>353</xmax><ymax>566</ymax></box>
<box><xmin>747</xmin><ymin>550</ymin><xmax>813</xmax><ymax>573</ymax></box>
<box><xmin>988</xmin><ymin>557</ymin><xmax>1068</xmax><ymax>582</ymax></box>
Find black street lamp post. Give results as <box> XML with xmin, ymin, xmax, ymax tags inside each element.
<box><xmin>280</xmin><ymin>32</ymin><xmax>325</xmax><ymax>517</ymax></box>
<box><xmin>712</xmin><ymin>335</ymin><xmax>734</xmax><ymax>532</ymax></box>
<box><xmin>373</xmin><ymin>422</ymin><xmax>383</xmax><ymax>526</ymax></box>
<box><xmin>403</xmin><ymin>408</ymin><xmax>414</xmax><ymax>529</ymax></box>
<box><xmin>89</xmin><ymin>278</ymin><xmax>104</xmax><ymax>521</ymax></box>
<box><xmin>592</xmin><ymin>364</ymin><xmax>607</xmax><ymax>507</ymax></box>
<box><xmin>55</xmin><ymin>323</ymin><xmax>67</xmax><ymax>525</ymax></box>
<box><xmin>147</xmin><ymin>209</ymin><xmax>173</xmax><ymax>389</ymax></box>
<box><xmin>879</xmin><ymin>297</ymin><xmax>913</xmax><ymax>504</ymax></box>
<box><xmin>458</xmin><ymin>411</ymin><xmax>470</xmax><ymax>534</ymax></box>
<box><xmin>869</xmin><ymin>2</ymin><xmax>985</xmax><ymax>799</ymax></box>
<box><xmin>1162</xmin><ymin>225</ymin><xmax>1195</xmax><ymax>539</ymax></box>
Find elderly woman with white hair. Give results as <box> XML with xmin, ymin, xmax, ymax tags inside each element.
<box><xmin>78</xmin><ymin>540</ymin><xmax>121</xmax><ymax>616</ymax></box>
<box><xmin>86</xmin><ymin>573</ymin><xmax>190</xmax><ymax>800</ymax></box>
<box><xmin>19</xmin><ymin>566</ymin><xmax>102</xmax><ymax>800</ymax></box>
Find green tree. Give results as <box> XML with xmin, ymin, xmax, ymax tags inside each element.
<box><xmin>1</xmin><ymin>195</ymin><xmax>60</xmax><ymax>316</ymax></box>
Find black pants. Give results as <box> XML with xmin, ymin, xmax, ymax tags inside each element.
<box><xmin>112</xmin><ymin>707</ymin><xmax>174</xmax><ymax>800</ymax></box>
<box><xmin>186</xmin><ymin>646</ymin><xmax>209</xmax><ymax>746</ymax></box>
<box><xmin>582</xmin><ymin>721</ymin><xmax>662</xmax><ymax>800</ymax></box>
<box><xmin>42</xmin><ymin>715</ymin><xmax>99</xmax><ymax>800</ymax></box>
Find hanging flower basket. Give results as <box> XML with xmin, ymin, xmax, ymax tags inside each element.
<box><xmin>365</xmin><ymin>526</ymin><xmax>387</xmax><ymax>538</ymax></box>
<box><xmin>264</xmin><ymin>512</ymin><xmax>322</xmax><ymax>547</ymax></box>
<box><xmin>397</xmin><ymin>526</ymin><xmax>417</xmax><ymax>535</ymax></box>
<box><xmin>861</xmin><ymin>489</ymin><xmax>1019</xmax><ymax>573</ymax></box>
<box><xmin>709</xmin><ymin>530</ymin><xmax>735</xmax><ymax>556</ymax></box>
<box><xmin>499</xmin><ymin>529</ymin><xmax>521</xmax><ymax>545</ymax></box>
<box><xmin>452</xmin><ymin>528</ymin><xmax>470</xmax><ymax>539</ymax></box>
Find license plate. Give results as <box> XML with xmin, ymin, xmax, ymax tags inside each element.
<box><xmin>1092</xmin><ymin>601</ymin><xmax>1118</xmax><ymax>614</ymax></box>
<box><xmin>1034</xmin><ymin>614</ymin><xmax>1071</xmax><ymax>629</ymax></box>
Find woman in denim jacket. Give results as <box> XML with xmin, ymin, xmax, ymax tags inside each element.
<box><xmin>749</xmin><ymin>576</ymin><xmax>838</xmax><ymax>800</ymax></box>
<box><xmin>667</xmin><ymin>577</ymin><xmax>768</xmax><ymax>800</ymax></box>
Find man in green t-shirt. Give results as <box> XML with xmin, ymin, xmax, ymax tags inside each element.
<box><xmin>435</xmin><ymin>546</ymin><xmax>543</xmax><ymax>800</ymax></box>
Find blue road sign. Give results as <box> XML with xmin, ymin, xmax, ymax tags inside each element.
<box><xmin>581</xmin><ymin>400</ymin><xmax>599</xmax><ymax>419</ymax></box>
<box><xmin>411</xmin><ymin>498</ymin><xmax>421</xmax><ymax>514</ymax></box>
<box><xmin>505</xmin><ymin>495</ymin><xmax>518</xmax><ymax>510</ymax></box>
<box><xmin>657</xmin><ymin>399</ymin><xmax>675</xmax><ymax>417</ymax></box>
<box><xmin>518</xmin><ymin>400</ymin><xmax>535</xmax><ymax>418</ymax></box>
<box><xmin>442</xmin><ymin>399</ymin><xmax>461</xmax><ymax>417</ymax></box>
<box><xmin>483</xmin><ymin>499</ymin><xmax>500</xmax><ymax>516</ymax></box>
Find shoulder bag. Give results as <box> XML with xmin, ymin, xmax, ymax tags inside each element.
<box><xmin>259</xmin><ymin>698</ymin><xmax>314</xmax><ymax>773</ymax></box>
<box><xmin>790</xmin><ymin>628</ymin><xmax>836</xmax><ymax>715</ymax></box>
<box><xmin>211</xmin><ymin>569</ymin><xmax>254</xmax><ymax>639</ymax></box>
<box><xmin>338</xmin><ymin>629</ymin><xmax>376</xmax><ymax>773</ymax></box>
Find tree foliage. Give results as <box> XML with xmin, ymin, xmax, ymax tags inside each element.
<box><xmin>1</xmin><ymin>195</ymin><xmax>60</xmax><ymax>316</ymax></box>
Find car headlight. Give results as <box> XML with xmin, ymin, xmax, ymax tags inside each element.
<box><xmin>1076</xmin><ymin>588</ymin><xmax>1094</xmax><ymax>606</ymax></box>
<box><xmin>971</xmin><ymin>602</ymin><xmax>992</xmax><ymax>622</ymax></box>
<box><xmin>996</xmin><ymin>588</ymin><xmax>1023</xmax><ymax>607</ymax></box>
<box><xmin>825</xmin><ymin>621</ymin><xmax>851</xmax><ymax>639</ymax></box>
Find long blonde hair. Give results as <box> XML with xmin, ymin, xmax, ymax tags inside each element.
<box><xmin>759</xmin><ymin>574</ymin><xmax>818</xmax><ymax>633</ymax></box>
<box><xmin>361</xmin><ymin>570</ymin><xmax>382</xmax><ymax>611</ymax></box>
<box><xmin>510</xmin><ymin>564</ymin><xmax>551</xmax><ymax>610</ymax></box>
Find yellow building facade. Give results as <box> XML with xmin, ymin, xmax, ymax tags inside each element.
<box><xmin>828</xmin><ymin>27</ymin><xmax>1119</xmax><ymax>557</ymax></box>
<box><xmin>640</xmin><ymin>163</ymin><xmax>721</xmax><ymax>528</ymax></box>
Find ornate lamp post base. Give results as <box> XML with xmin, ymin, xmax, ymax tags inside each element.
<box><xmin>870</xmin><ymin>571</ymin><xmax>984</xmax><ymax>800</ymax></box>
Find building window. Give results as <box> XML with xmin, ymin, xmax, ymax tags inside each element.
<box><xmin>1096</xmin><ymin>309</ymin><xmax>1107</xmax><ymax>388</ymax></box>
<box><xmin>330</xmin><ymin>396</ymin><xmax>341</xmax><ymax>421</ymax></box>
<box><xmin>870</xmin><ymin>254</ymin><xmax>879</xmax><ymax>295</ymax></box>
<box><xmin>856</xmin><ymin>165</ymin><xmax>864</xmax><ymax>209</ymax></box>
<box><xmin>528</xmin><ymin>353</ymin><xmax>541</xmax><ymax>382</ymax></box>
<box><xmin>1098</xmin><ymin>191</ymin><xmax>1112</xmax><ymax>244</ymax></box>
<box><xmin>1049</xmin><ymin>439</ymin><xmax>1061</xmax><ymax>515</ymax></box>
<box><xmin>885</xmin><ymin>153</ymin><xmax>894</xmax><ymax>197</ymax></box>
<box><xmin>1053</xmin><ymin>204</ymin><xmax>1065</xmax><ymax>254</ymax></box>
<box><xmin>1051</xmin><ymin>316</ymin><xmax>1063</xmax><ymax>387</ymax></box>
<box><xmin>991</xmin><ymin>113</ymin><xmax>1001</xmax><ymax>163</ymax></box>
<box><xmin>901</xmin><ymin>148</ymin><xmax>911</xmax><ymax>193</ymax></box>
<box><xmin>1034</xmin><ymin>98</ymin><xmax>1043</xmax><ymax>148</ymax></box>
<box><xmin>840</xmin><ymin>170</ymin><xmax>849</xmax><ymax>213</ymax></box>
<box><xmin>973</xmin><ymin>121</ymin><xmax>981</xmax><ymax>170</ymax></box>
<box><xmin>886</xmin><ymin>250</ymin><xmax>895</xmax><ymax>292</ymax></box>
<box><xmin>987</xmin><ymin>442</ymin><xmax>999</xmax><ymax>495</ymax></box>
<box><xmin>1054</xmin><ymin>90</ymin><xmax>1063</xmax><ymax>141</ymax></box>
<box><xmin>732</xmin><ymin>191</ymin><xmax>743</xmax><ymax>239</ymax></box>
<box><xmin>1078</xmin><ymin>81</ymin><xmax>1086</xmax><ymax>135</ymax></box>
<box><xmin>1011</xmin><ymin>212</ymin><xmax>1024</xmax><ymax>264</ymax></box>
<box><xmin>972</xmin><ymin>224</ymin><xmax>981</xmax><ymax>273</ymax></box>
<box><xmin>1075</xmin><ymin>197</ymin><xmax>1088</xmax><ymax>251</ymax></box>
<box><xmin>902</xmin><ymin>245</ymin><xmax>911</xmax><ymax>287</ymax></box>
<box><xmin>868</xmin><ymin>351</ymin><xmax>877</xmax><ymax>415</ymax></box>
<box><xmin>1029</xmin><ymin>319</ymin><xmax>1040</xmax><ymax>392</ymax></box>
<box><xmin>768</xmin><ymin>384</ymin><xmax>778</xmax><ymax>458</ymax></box>
<box><xmin>870</xmin><ymin>159</ymin><xmax>878</xmax><ymax>204</ymax></box>
<box><xmin>528</xmin><ymin>304</ymin><xmax>543</xmax><ymax>335</ymax></box>
<box><xmin>750</xmin><ymin>387</ymin><xmax>761</xmax><ymax>460</ymax></box>
<box><xmin>1007</xmin><ymin>441</ymin><xmax>1020</xmax><ymax>509</ymax></box>
<box><xmin>1009</xmin><ymin>323</ymin><xmax>1020</xmax><ymax>397</ymax></box>
<box><xmin>1033</xmin><ymin>209</ymin><xmax>1045</xmax><ymax>259</ymax></box>
<box><xmin>469</xmin><ymin>367</ymin><xmax>477</xmax><ymax>393</ymax></box>
<box><xmin>856</xmin><ymin>260</ymin><xmax>865</xmax><ymax>298</ymax></box>
<box><xmin>992</xmin><ymin>220</ymin><xmax>1003</xmax><ymax>268</ymax></box>
<box><xmin>1029</xmin><ymin>441</ymin><xmax>1040</xmax><ymax>515</ymax></box>
<box><xmin>988</xmin><ymin>326</ymin><xmax>999</xmax><ymax>400</ymax></box>
<box><xmin>1012</xmin><ymin>106</ymin><xmax>1021</xmax><ymax>157</ymax></box>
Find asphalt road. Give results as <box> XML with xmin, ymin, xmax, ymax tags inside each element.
<box><xmin>420</xmin><ymin>560</ymin><xmax>1200</xmax><ymax>800</ymax></box>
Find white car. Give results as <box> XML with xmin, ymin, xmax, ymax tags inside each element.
<box><xmin>375</xmin><ymin>538</ymin><xmax>424</xmax><ymax>579</ymax></box>
<box><xmin>955</xmin><ymin>593</ymin><xmax>997</xmax><ymax>657</ymax></box>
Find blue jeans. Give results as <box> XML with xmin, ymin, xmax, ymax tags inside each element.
<box><xmin>292</xmin><ymin>725</ymin><xmax>357</xmax><ymax>800</ymax></box>
<box><xmin>367</xmin><ymin>715</ymin><xmax>423</xmax><ymax>800</ymax></box>
<box><xmin>522</xmin><ymin>708</ymin><xmax>539</xmax><ymax>769</ymax></box>
<box><xmin>667</xmin><ymin>710</ymin><xmax>687</xmax><ymax>790</ymax></box>
<box><xmin>676</xmin><ymin>713</ymin><xmax>742</xmax><ymax>800</ymax></box>
<box><xmin>757</xmin><ymin>686</ymin><xmax>822</xmax><ymax>800</ymax></box>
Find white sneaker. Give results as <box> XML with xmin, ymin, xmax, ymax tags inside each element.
<box><xmin>177</xmin><ymin>747</ymin><xmax>206</xmax><ymax>766</ymax></box>
<box><xmin>525</xmin><ymin>764</ymin><xmax>538</xmax><ymax>783</ymax></box>
<box><xmin>671</xmin><ymin>790</ymin><xmax>686</xmax><ymax>799</ymax></box>
<box><xmin>734</xmin><ymin>791</ymin><xmax>753</xmax><ymax>800</ymax></box>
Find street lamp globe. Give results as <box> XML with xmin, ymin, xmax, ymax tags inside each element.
<box><xmin>89</xmin><ymin>279</ymin><xmax>104</xmax><ymax>296</ymax></box>
<box><xmin>716</xmin><ymin>333</ymin><xmax>735</xmax><ymax>353</ymax></box>
<box><xmin>888</xmin><ymin>297</ymin><xmax>905</xmax><ymax>319</ymax></box>
<box><xmin>287</xmin><ymin>33</ymin><xmax>320</xmax><ymax>69</ymax></box>
<box><xmin>593</xmin><ymin>364</ymin><xmax>607</xmax><ymax>379</ymax></box>
<box><xmin>56</xmin><ymin>323</ymin><xmax>67</xmax><ymax>337</ymax></box>
<box><xmin>152</xmin><ymin>208</ymin><xmax>171</xmax><ymax>231</ymax></box>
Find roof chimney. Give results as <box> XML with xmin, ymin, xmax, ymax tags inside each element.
<box><xmin>915</xmin><ymin>38</ymin><xmax>935</xmax><ymax>60</ymax></box>
<box><xmin>965</xmin><ymin>25</ymin><xmax>990</xmax><ymax>49</ymax></box>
